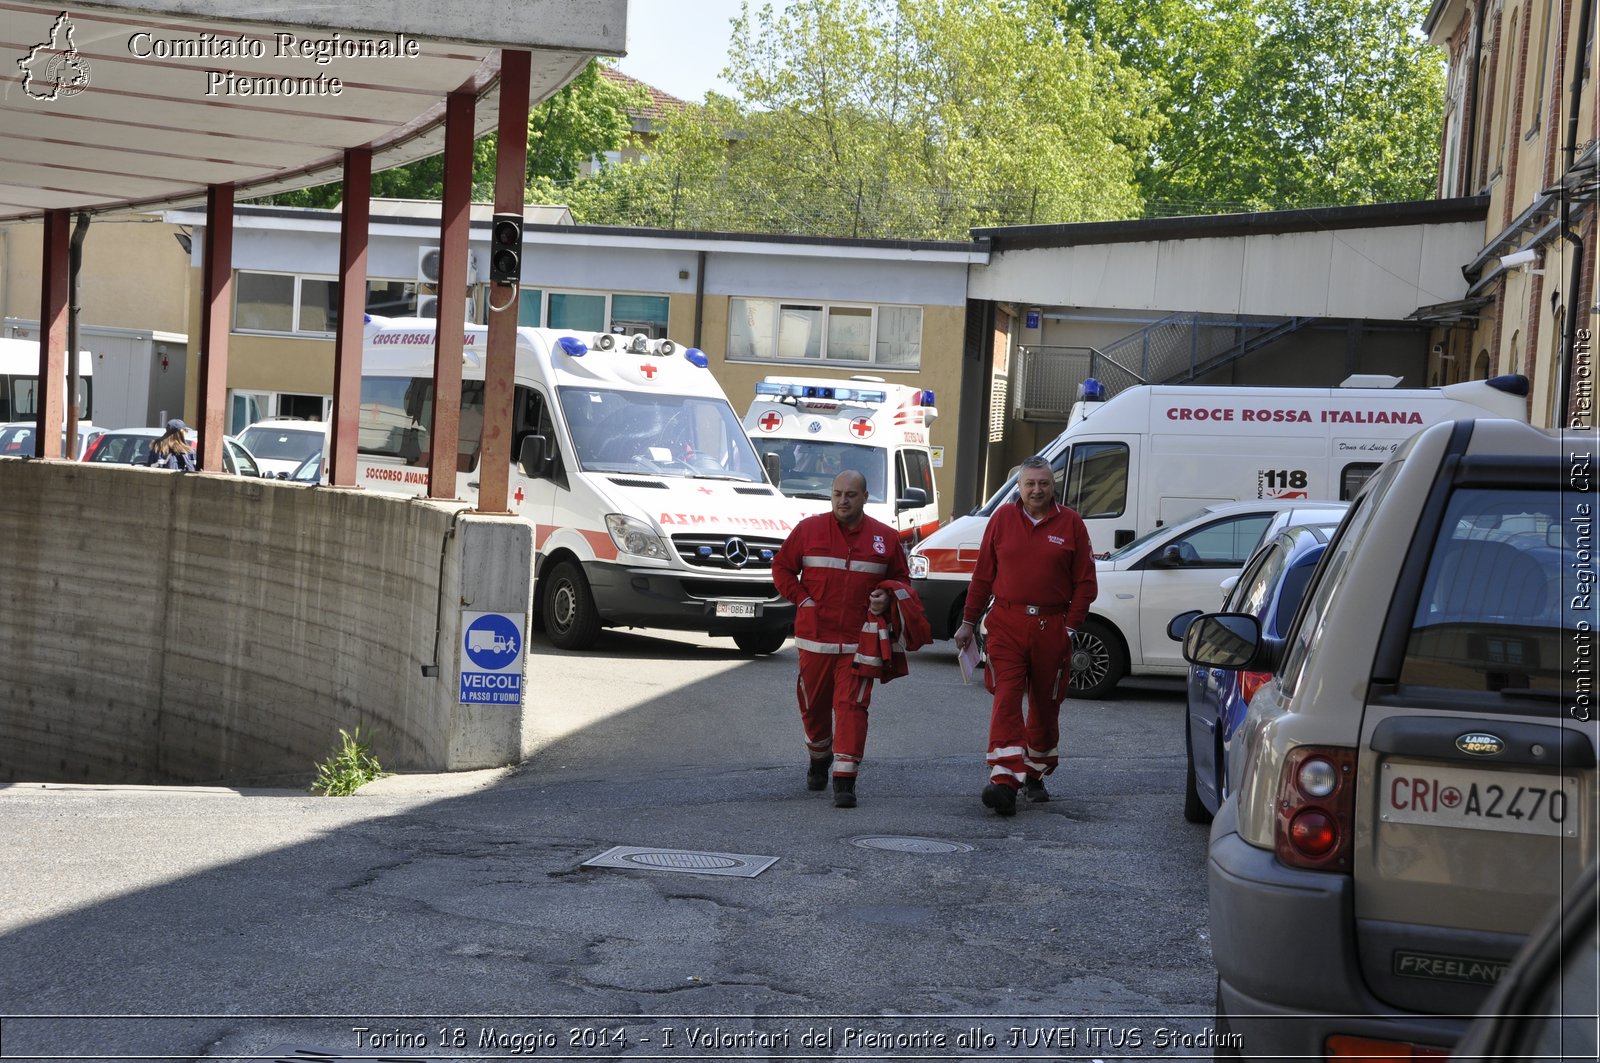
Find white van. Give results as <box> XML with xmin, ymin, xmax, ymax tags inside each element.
<box><xmin>909</xmin><ymin>374</ymin><xmax>1531</xmax><ymax>638</ymax></box>
<box><xmin>236</xmin><ymin>417</ymin><xmax>330</xmax><ymax>478</ymax></box>
<box><xmin>0</xmin><ymin>336</ymin><xmax>94</xmax><ymax>449</ymax></box>
<box><xmin>354</xmin><ymin>319</ymin><xmax>813</xmax><ymax>654</ymax></box>
<box><xmin>742</xmin><ymin>375</ymin><xmax>940</xmax><ymax>543</ymax></box>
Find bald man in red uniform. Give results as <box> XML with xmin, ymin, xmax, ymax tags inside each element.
<box><xmin>955</xmin><ymin>456</ymin><xmax>1097</xmax><ymax>816</ymax></box>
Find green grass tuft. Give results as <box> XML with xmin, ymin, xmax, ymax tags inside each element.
<box><xmin>310</xmin><ymin>726</ymin><xmax>390</xmax><ymax>796</ymax></box>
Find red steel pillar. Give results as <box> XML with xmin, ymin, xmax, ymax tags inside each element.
<box><xmin>35</xmin><ymin>210</ymin><xmax>69</xmax><ymax>458</ymax></box>
<box><xmin>477</xmin><ymin>50</ymin><xmax>531</xmax><ymax>515</ymax></box>
<box><xmin>427</xmin><ymin>90</ymin><xmax>475</xmax><ymax>500</ymax></box>
<box><xmin>331</xmin><ymin>148</ymin><xmax>372</xmax><ymax>487</ymax></box>
<box><xmin>196</xmin><ymin>184</ymin><xmax>234</xmax><ymax>473</ymax></box>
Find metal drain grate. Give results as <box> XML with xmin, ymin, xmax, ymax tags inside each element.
<box><xmin>851</xmin><ymin>835</ymin><xmax>975</xmax><ymax>854</ymax></box>
<box><xmin>582</xmin><ymin>845</ymin><xmax>778</xmax><ymax>877</ymax></box>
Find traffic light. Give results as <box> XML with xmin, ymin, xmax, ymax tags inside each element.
<box><xmin>490</xmin><ymin>212</ymin><xmax>522</xmax><ymax>285</ymax></box>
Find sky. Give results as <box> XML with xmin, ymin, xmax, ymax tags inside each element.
<box><xmin>614</xmin><ymin>0</ymin><xmax>769</xmax><ymax>102</ymax></box>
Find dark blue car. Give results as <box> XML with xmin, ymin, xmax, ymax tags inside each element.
<box><xmin>1168</xmin><ymin>519</ymin><xmax>1343</xmax><ymax>823</ymax></box>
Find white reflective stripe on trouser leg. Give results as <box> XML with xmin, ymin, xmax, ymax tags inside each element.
<box><xmin>1024</xmin><ymin>746</ymin><xmax>1058</xmax><ymax>773</ymax></box>
<box><xmin>807</xmin><ymin>737</ymin><xmax>833</xmax><ymax>756</ymax></box>
<box><xmin>833</xmin><ymin>755</ymin><xmax>861</xmax><ymax>776</ymax></box>
<box><xmin>987</xmin><ymin>745</ymin><xmax>1026</xmax><ymax>761</ymax></box>
<box><xmin>988</xmin><ymin>764</ymin><xmax>1026</xmax><ymax>783</ymax></box>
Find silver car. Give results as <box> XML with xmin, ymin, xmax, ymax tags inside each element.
<box><xmin>1184</xmin><ymin>419</ymin><xmax>1597</xmax><ymax>1058</ymax></box>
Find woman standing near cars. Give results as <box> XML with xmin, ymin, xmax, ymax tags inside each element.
<box><xmin>145</xmin><ymin>418</ymin><xmax>196</xmax><ymax>472</ymax></box>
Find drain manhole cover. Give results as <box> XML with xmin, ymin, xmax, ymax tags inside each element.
<box><xmin>852</xmin><ymin>835</ymin><xmax>974</xmax><ymax>854</ymax></box>
<box><xmin>583</xmin><ymin>845</ymin><xmax>778</xmax><ymax>877</ymax></box>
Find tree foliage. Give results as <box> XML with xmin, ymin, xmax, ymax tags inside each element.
<box><xmin>251</xmin><ymin>60</ymin><xmax>645</xmax><ymax>208</ymax></box>
<box><xmin>558</xmin><ymin>0</ymin><xmax>1159</xmax><ymax>238</ymax></box>
<box><xmin>1057</xmin><ymin>0</ymin><xmax>1445</xmax><ymax>214</ymax></box>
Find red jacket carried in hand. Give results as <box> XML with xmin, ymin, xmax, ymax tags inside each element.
<box><xmin>773</xmin><ymin>511</ymin><xmax>909</xmax><ymax>654</ymax></box>
<box><xmin>852</xmin><ymin>579</ymin><xmax>930</xmax><ymax>683</ymax></box>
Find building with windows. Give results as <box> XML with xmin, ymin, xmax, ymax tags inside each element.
<box><xmin>1424</xmin><ymin>0</ymin><xmax>1597</xmax><ymax>427</ymax></box>
<box><xmin>163</xmin><ymin>200</ymin><xmax>986</xmax><ymax>511</ymax></box>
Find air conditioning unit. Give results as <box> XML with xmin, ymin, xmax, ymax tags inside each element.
<box><xmin>418</xmin><ymin>247</ymin><xmax>483</xmax><ymax>285</ymax></box>
<box><xmin>418</xmin><ymin>246</ymin><xmax>442</xmax><ymax>286</ymax></box>
<box><xmin>417</xmin><ymin>295</ymin><xmax>476</xmax><ymax>321</ymax></box>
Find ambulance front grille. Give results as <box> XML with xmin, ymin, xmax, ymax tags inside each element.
<box><xmin>682</xmin><ymin>578</ymin><xmax>780</xmax><ymax>600</ymax></box>
<box><xmin>672</xmin><ymin>534</ymin><xmax>786</xmax><ymax>570</ymax></box>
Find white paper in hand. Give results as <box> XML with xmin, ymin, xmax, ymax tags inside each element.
<box><xmin>958</xmin><ymin>637</ymin><xmax>981</xmax><ymax>685</ymax></box>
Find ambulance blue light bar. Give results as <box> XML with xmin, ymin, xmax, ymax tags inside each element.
<box><xmin>755</xmin><ymin>382</ymin><xmax>887</xmax><ymax>403</ymax></box>
<box><xmin>557</xmin><ymin>336</ymin><xmax>588</xmax><ymax>358</ymax></box>
<box><xmin>684</xmin><ymin>347</ymin><xmax>708</xmax><ymax>368</ymax></box>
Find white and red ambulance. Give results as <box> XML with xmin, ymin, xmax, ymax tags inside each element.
<box><xmin>909</xmin><ymin>374</ymin><xmax>1532</xmax><ymax>638</ymax></box>
<box><xmin>741</xmin><ymin>374</ymin><xmax>941</xmax><ymax>543</ymax></box>
<box><xmin>355</xmin><ymin>319</ymin><xmax>813</xmax><ymax>653</ymax></box>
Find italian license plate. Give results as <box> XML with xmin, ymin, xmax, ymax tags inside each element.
<box><xmin>1380</xmin><ymin>762</ymin><xmax>1578</xmax><ymax>838</ymax></box>
<box><xmin>715</xmin><ymin>601</ymin><xmax>757</xmax><ymax>618</ymax></box>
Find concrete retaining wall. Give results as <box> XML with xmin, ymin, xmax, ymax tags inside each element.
<box><xmin>0</xmin><ymin>458</ymin><xmax>530</xmax><ymax>784</ymax></box>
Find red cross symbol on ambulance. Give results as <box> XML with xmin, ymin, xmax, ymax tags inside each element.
<box><xmin>639</xmin><ymin>363</ymin><xmax>658</xmax><ymax>380</ymax></box>
<box><xmin>758</xmin><ymin>411</ymin><xmax>783</xmax><ymax>432</ymax></box>
<box><xmin>849</xmin><ymin>416</ymin><xmax>874</xmax><ymax>439</ymax></box>
<box><xmin>513</xmin><ymin>486</ymin><xmax>524</xmax><ymax>507</ymax></box>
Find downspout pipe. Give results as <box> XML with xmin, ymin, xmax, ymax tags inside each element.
<box><xmin>692</xmin><ymin>249</ymin><xmax>706</xmax><ymax>350</ymax></box>
<box><xmin>1462</xmin><ymin>0</ymin><xmax>1489</xmax><ymax>192</ymax></box>
<box><xmin>66</xmin><ymin>212</ymin><xmax>89</xmax><ymax>449</ymax></box>
<box><xmin>1559</xmin><ymin>0</ymin><xmax>1594</xmax><ymax>424</ymax></box>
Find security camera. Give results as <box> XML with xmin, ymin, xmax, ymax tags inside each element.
<box><xmin>1498</xmin><ymin>248</ymin><xmax>1538</xmax><ymax>270</ymax></box>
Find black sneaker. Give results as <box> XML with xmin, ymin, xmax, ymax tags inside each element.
<box><xmin>981</xmin><ymin>782</ymin><xmax>1017</xmax><ymax>817</ymax></box>
<box><xmin>832</xmin><ymin>776</ymin><xmax>857</xmax><ymax>808</ymax></box>
<box><xmin>1024</xmin><ymin>778</ymin><xmax>1050</xmax><ymax>803</ymax></box>
<box><xmin>806</xmin><ymin>759</ymin><xmax>829</xmax><ymax>791</ymax></box>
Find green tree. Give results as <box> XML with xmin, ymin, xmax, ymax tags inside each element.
<box><xmin>1057</xmin><ymin>0</ymin><xmax>1444</xmax><ymax>213</ymax></box>
<box><xmin>252</xmin><ymin>60</ymin><xmax>645</xmax><ymax>208</ymax></box>
<box><xmin>576</xmin><ymin>0</ymin><xmax>1158</xmax><ymax>238</ymax></box>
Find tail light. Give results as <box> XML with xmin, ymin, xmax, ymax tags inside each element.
<box><xmin>1274</xmin><ymin>745</ymin><xmax>1357</xmax><ymax>871</ymax></box>
<box><xmin>82</xmin><ymin>434</ymin><xmax>106</xmax><ymax>461</ymax></box>
<box><xmin>1238</xmin><ymin>670</ymin><xmax>1272</xmax><ymax>705</ymax></box>
<box><xmin>1326</xmin><ymin>1034</ymin><xmax>1447</xmax><ymax>1060</ymax></box>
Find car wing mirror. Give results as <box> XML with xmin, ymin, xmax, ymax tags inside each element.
<box><xmin>517</xmin><ymin>434</ymin><xmax>550</xmax><ymax>479</ymax></box>
<box><xmin>896</xmin><ymin>486</ymin><xmax>928</xmax><ymax>512</ymax></box>
<box><xmin>1166</xmin><ymin>609</ymin><xmax>1203</xmax><ymax>642</ymax></box>
<box><xmin>1182</xmin><ymin>612</ymin><xmax>1263</xmax><ymax>668</ymax></box>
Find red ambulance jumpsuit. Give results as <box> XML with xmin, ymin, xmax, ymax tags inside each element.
<box><xmin>773</xmin><ymin>510</ymin><xmax>909</xmax><ymax>780</ymax></box>
<box><xmin>963</xmin><ymin>498</ymin><xmax>1097</xmax><ymax>790</ymax></box>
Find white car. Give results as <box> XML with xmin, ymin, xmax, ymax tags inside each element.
<box><xmin>0</xmin><ymin>421</ymin><xmax>105</xmax><ymax>460</ymax></box>
<box><xmin>235</xmin><ymin>418</ymin><xmax>330</xmax><ymax>477</ymax></box>
<box><xmin>1056</xmin><ymin>498</ymin><xmax>1350</xmax><ymax>698</ymax></box>
<box><xmin>83</xmin><ymin>426</ymin><xmax>263</xmax><ymax>477</ymax></box>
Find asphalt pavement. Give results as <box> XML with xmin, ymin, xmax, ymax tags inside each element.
<box><xmin>0</xmin><ymin>629</ymin><xmax>1218</xmax><ymax>1063</ymax></box>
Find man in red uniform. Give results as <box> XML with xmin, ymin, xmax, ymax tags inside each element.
<box><xmin>954</xmin><ymin>456</ymin><xmax>1098</xmax><ymax>816</ymax></box>
<box><xmin>773</xmin><ymin>469</ymin><xmax>909</xmax><ymax>808</ymax></box>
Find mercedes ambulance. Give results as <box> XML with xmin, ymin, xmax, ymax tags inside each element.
<box><xmin>742</xmin><ymin>375</ymin><xmax>941</xmax><ymax>542</ymax></box>
<box><xmin>355</xmin><ymin>319</ymin><xmax>814</xmax><ymax>654</ymax></box>
<box><xmin>909</xmin><ymin>374</ymin><xmax>1532</xmax><ymax>638</ymax></box>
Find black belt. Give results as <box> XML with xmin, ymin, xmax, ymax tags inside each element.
<box><xmin>993</xmin><ymin>597</ymin><xmax>1069</xmax><ymax>616</ymax></box>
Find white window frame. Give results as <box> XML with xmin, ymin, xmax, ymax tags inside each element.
<box><xmin>726</xmin><ymin>297</ymin><xmax>922</xmax><ymax>369</ymax></box>
<box><xmin>234</xmin><ymin>272</ymin><xmax>423</xmax><ymax>337</ymax></box>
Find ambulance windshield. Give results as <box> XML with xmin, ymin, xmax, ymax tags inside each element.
<box><xmin>748</xmin><ymin>438</ymin><xmax>889</xmax><ymax>502</ymax></box>
<box><xmin>557</xmin><ymin>387</ymin><xmax>764</xmax><ymax>481</ymax></box>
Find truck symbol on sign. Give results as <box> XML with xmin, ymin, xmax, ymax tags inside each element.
<box><xmin>467</xmin><ymin>630</ymin><xmax>515</xmax><ymax>654</ymax></box>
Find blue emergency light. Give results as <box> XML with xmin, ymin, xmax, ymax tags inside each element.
<box><xmin>684</xmin><ymin>347</ymin><xmax>709</xmax><ymax>368</ymax></box>
<box><xmin>557</xmin><ymin>336</ymin><xmax>588</xmax><ymax>358</ymax></box>
<box><xmin>754</xmin><ymin>381</ymin><xmax>888</xmax><ymax>404</ymax></box>
<box><xmin>1078</xmin><ymin>377</ymin><xmax>1107</xmax><ymax>402</ymax></box>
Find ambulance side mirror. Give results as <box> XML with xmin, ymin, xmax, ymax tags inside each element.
<box><xmin>762</xmin><ymin>451</ymin><xmax>781</xmax><ymax>486</ymax></box>
<box><xmin>518</xmin><ymin>434</ymin><xmax>550</xmax><ymax>479</ymax></box>
<box><xmin>896</xmin><ymin>486</ymin><xmax>928</xmax><ymax>512</ymax></box>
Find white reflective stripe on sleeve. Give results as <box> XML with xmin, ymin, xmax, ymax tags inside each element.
<box><xmin>794</xmin><ymin>637</ymin><xmax>848</xmax><ymax>654</ymax></box>
<box><xmin>847</xmin><ymin>560</ymin><xmax>889</xmax><ymax>574</ymax></box>
<box><xmin>853</xmin><ymin>652</ymin><xmax>879</xmax><ymax>666</ymax></box>
<box><xmin>801</xmin><ymin>555</ymin><xmax>848</xmax><ymax>570</ymax></box>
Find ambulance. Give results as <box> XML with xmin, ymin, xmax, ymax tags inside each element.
<box><xmin>354</xmin><ymin>318</ymin><xmax>813</xmax><ymax>654</ymax></box>
<box><xmin>909</xmin><ymin>374</ymin><xmax>1532</xmax><ymax>638</ymax></box>
<box><xmin>742</xmin><ymin>375</ymin><xmax>941</xmax><ymax>542</ymax></box>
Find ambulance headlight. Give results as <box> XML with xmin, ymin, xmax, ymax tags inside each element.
<box><xmin>909</xmin><ymin>553</ymin><xmax>929</xmax><ymax>579</ymax></box>
<box><xmin>605</xmin><ymin>514</ymin><xmax>670</xmax><ymax>560</ymax></box>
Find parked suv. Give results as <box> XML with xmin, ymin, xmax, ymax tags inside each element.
<box><xmin>1183</xmin><ymin>419</ymin><xmax>1597</xmax><ymax>1059</ymax></box>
